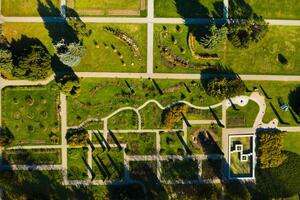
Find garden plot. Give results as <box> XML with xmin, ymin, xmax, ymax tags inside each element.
<box><xmin>229</xmin><ymin>135</ymin><xmax>255</xmax><ymax>179</ymax></box>
<box><xmin>160</xmin><ymin>158</ymin><xmax>200</xmax><ymax>181</ymax></box>
<box><xmin>1</xmin><ymin>85</ymin><xmax>60</xmax><ymax>145</ymax></box>
<box><xmin>107</xmin><ymin>132</ymin><xmax>156</xmax><ymax>155</ymax></box>
<box><xmin>283</xmin><ymin>133</ymin><xmax>300</xmax><ymax>155</ymax></box>
<box><xmin>1</xmin><ymin>0</ymin><xmax>61</xmax><ymax>17</ymax></box>
<box><xmin>67</xmin><ymin>147</ymin><xmax>89</xmax><ymax>180</ymax></box>
<box><xmin>187</xmin><ymin>124</ymin><xmax>223</xmax><ymax>155</ymax></box>
<box><xmin>159</xmin><ymin>131</ymin><xmax>185</xmax><ymax>155</ymax></box>
<box><xmin>66</xmin><ymin>0</ymin><xmax>146</xmax><ymax>17</ymax></box>
<box><xmin>226</xmin><ymin>100</ymin><xmax>259</xmax><ymax>128</ymax></box>
<box><xmin>2</xmin><ymin>23</ymin><xmax>147</xmax><ymax>73</ymax></box>
<box><xmin>154</xmin><ymin>24</ymin><xmax>300</xmax><ymax>75</ymax></box>
<box><xmin>2</xmin><ymin>148</ymin><xmax>61</xmax><ymax>165</ymax></box>
<box><xmin>92</xmin><ymin>148</ymin><xmax>124</xmax><ymax>181</ymax></box>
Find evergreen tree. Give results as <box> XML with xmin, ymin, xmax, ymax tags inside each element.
<box><xmin>201</xmin><ymin>24</ymin><xmax>228</xmax><ymax>49</ymax></box>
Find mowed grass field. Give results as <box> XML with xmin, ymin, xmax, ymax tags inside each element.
<box><xmin>229</xmin><ymin>0</ymin><xmax>300</xmax><ymax>19</ymax></box>
<box><xmin>154</xmin><ymin>24</ymin><xmax>300</xmax><ymax>75</ymax></box>
<box><xmin>283</xmin><ymin>133</ymin><xmax>300</xmax><ymax>155</ymax></box>
<box><xmin>1</xmin><ymin>85</ymin><xmax>60</xmax><ymax>145</ymax></box>
<box><xmin>1</xmin><ymin>0</ymin><xmax>61</xmax><ymax>16</ymax></box>
<box><xmin>2</xmin><ymin>23</ymin><xmax>147</xmax><ymax>73</ymax></box>
<box><xmin>68</xmin><ymin>0</ymin><xmax>141</xmax><ymax>10</ymax></box>
<box><xmin>66</xmin><ymin>78</ymin><xmax>220</xmax><ymax>126</ymax></box>
<box><xmin>154</xmin><ymin>0</ymin><xmax>223</xmax><ymax>18</ymax></box>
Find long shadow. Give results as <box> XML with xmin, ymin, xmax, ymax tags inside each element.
<box><xmin>181</xmin><ymin>112</ymin><xmax>191</xmax><ymax>127</ymax></box>
<box><xmin>92</xmin><ymin>156</ymin><xmax>108</xmax><ymax>180</ymax></box>
<box><xmin>209</xmin><ymin>107</ymin><xmax>224</xmax><ymax>128</ymax></box>
<box><xmin>269</xmin><ymin>102</ymin><xmax>289</xmax><ymax>125</ymax></box>
<box><xmin>125</xmin><ymin>80</ymin><xmax>135</xmax><ymax>94</ymax></box>
<box><xmin>81</xmin><ymin>156</ymin><xmax>95</xmax><ymax>179</ymax></box>
<box><xmin>96</xmin><ymin>155</ymin><xmax>111</xmax><ymax>179</ymax></box>
<box><xmin>259</xmin><ymin>85</ymin><xmax>272</xmax><ymax>100</ymax></box>
<box><xmin>93</xmin><ymin>131</ymin><xmax>107</xmax><ymax>151</ymax></box>
<box><xmin>98</xmin><ymin>131</ymin><xmax>111</xmax><ymax>151</ymax></box>
<box><xmin>289</xmin><ymin>108</ymin><xmax>300</xmax><ymax>124</ymax></box>
<box><xmin>87</xmin><ymin>138</ymin><xmax>95</xmax><ymax>152</ymax></box>
<box><xmin>108</xmin><ymin>130</ymin><xmax>122</xmax><ymax>151</ymax></box>
<box><xmin>229</xmin><ymin>98</ymin><xmax>239</xmax><ymax>111</ymax></box>
<box><xmin>107</xmin><ymin>154</ymin><xmax>122</xmax><ymax>177</ymax></box>
<box><xmin>175</xmin><ymin>131</ymin><xmax>192</xmax><ymax>155</ymax></box>
<box><xmin>151</xmin><ymin>79</ymin><xmax>163</xmax><ymax>95</ymax></box>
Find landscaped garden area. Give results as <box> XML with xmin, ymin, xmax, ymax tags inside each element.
<box><xmin>154</xmin><ymin>0</ymin><xmax>223</xmax><ymax>18</ymax></box>
<box><xmin>229</xmin><ymin>0</ymin><xmax>300</xmax><ymax>20</ymax></box>
<box><xmin>67</xmin><ymin>147</ymin><xmax>89</xmax><ymax>180</ymax></box>
<box><xmin>107</xmin><ymin>110</ymin><xmax>139</xmax><ymax>130</ymax></box>
<box><xmin>154</xmin><ymin>24</ymin><xmax>300</xmax><ymax>75</ymax></box>
<box><xmin>1</xmin><ymin>0</ymin><xmax>61</xmax><ymax>17</ymax></box>
<box><xmin>160</xmin><ymin>158</ymin><xmax>199</xmax><ymax>180</ymax></box>
<box><xmin>92</xmin><ymin>148</ymin><xmax>124</xmax><ymax>180</ymax></box>
<box><xmin>66</xmin><ymin>78</ymin><xmax>220</xmax><ymax>127</ymax></box>
<box><xmin>2</xmin><ymin>22</ymin><xmax>147</xmax><ymax>73</ymax></box>
<box><xmin>2</xmin><ymin>148</ymin><xmax>61</xmax><ymax>165</ymax></box>
<box><xmin>107</xmin><ymin>132</ymin><xmax>156</xmax><ymax>155</ymax></box>
<box><xmin>1</xmin><ymin>85</ymin><xmax>60</xmax><ymax>145</ymax></box>
<box><xmin>230</xmin><ymin>136</ymin><xmax>253</xmax><ymax>177</ymax></box>
<box><xmin>187</xmin><ymin>124</ymin><xmax>222</xmax><ymax>155</ymax></box>
<box><xmin>226</xmin><ymin>100</ymin><xmax>259</xmax><ymax>128</ymax></box>
<box><xmin>160</xmin><ymin>131</ymin><xmax>185</xmax><ymax>155</ymax></box>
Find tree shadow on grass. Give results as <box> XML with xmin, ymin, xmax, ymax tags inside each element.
<box><xmin>269</xmin><ymin>102</ymin><xmax>290</xmax><ymax>125</ymax></box>
<box><xmin>228</xmin><ymin>0</ymin><xmax>254</xmax><ymax>19</ymax></box>
<box><xmin>288</xmin><ymin>86</ymin><xmax>300</xmax><ymax>116</ymax></box>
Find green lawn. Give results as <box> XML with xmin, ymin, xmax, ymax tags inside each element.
<box><xmin>140</xmin><ymin>103</ymin><xmax>163</xmax><ymax>129</ymax></box>
<box><xmin>2</xmin><ymin>148</ymin><xmax>61</xmax><ymax>165</ymax></box>
<box><xmin>69</xmin><ymin>0</ymin><xmax>141</xmax><ymax>10</ymax></box>
<box><xmin>67</xmin><ymin>78</ymin><xmax>220</xmax><ymax>127</ymax></box>
<box><xmin>283</xmin><ymin>133</ymin><xmax>300</xmax><ymax>155</ymax></box>
<box><xmin>226</xmin><ymin>100</ymin><xmax>259</xmax><ymax>128</ymax></box>
<box><xmin>67</xmin><ymin>148</ymin><xmax>89</xmax><ymax>180</ymax></box>
<box><xmin>1</xmin><ymin>85</ymin><xmax>60</xmax><ymax>145</ymax></box>
<box><xmin>245</xmin><ymin>81</ymin><xmax>300</xmax><ymax>127</ymax></box>
<box><xmin>1</xmin><ymin>0</ymin><xmax>61</xmax><ymax>17</ymax></box>
<box><xmin>229</xmin><ymin>0</ymin><xmax>300</xmax><ymax>19</ymax></box>
<box><xmin>107</xmin><ymin>132</ymin><xmax>156</xmax><ymax>155</ymax></box>
<box><xmin>160</xmin><ymin>131</ymin><xmax>185</xmax><ymax>155</ymax></box>
<box><xmin>92</xmin><ymin>148</ymin><xmax>124</xmax><ymax>180</ymax></box>
<box><xmin>154</xmin><ymin>24</ymin><xmax>300</xmax><ymax>75</ymax></box>
<box><xmin>186</xmin><ymin>106</ymin><xmax>222</xmax><ymax>120</ymax></box>
<box><xmin>160</xmin><ymin>159</ymin><xmax>199</xmax><ymax>180</ymax></box>
<box><xmin>154</xmin><ymin>0</ymin><xmax>223</xmax><ymax>18</ymax></box>
<box><xmin>3</xmin><ymin>23</ymin><xmax>147</xmax><ymax>73</ymax></box>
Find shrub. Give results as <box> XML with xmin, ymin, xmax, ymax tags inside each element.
<box><xmin>200</xmin><ymin>24</ymin><xmax>228</xmax><ymax>49</ymax></box>
<box><xmin>57</xmin><ymin>74</ymin><xmax>81</xmax><ymax>96</ymax></box>
<box><xmin>0</xmin><ymin>127</ymin><xmax>14</xmax><ymax>146</ymax></box>
<box><xmin>0</xmin><ymin>48</ymin><xmax>13</xmax><ymax>78</ymax></box>
<box><xmin>162</xmin><ymin>103</ymin><xmax>188</xmax><ymax>129</ymax></box>
<box><xmin>66</xmin><ymin>128</ymin><xmax>89</xmax><ymax>146</ymax></box>
<box><xmin>257</xmin><ymin>130</ymin><xmax>287</xmax><ymax>169</ymax></box>
<box><xmin>55</xmin><ymin>40</ymin><xmax>86</xmax><ymax>67</ymax></box>
<box><xmin>206</xmin><ymin>77</ymin><xmax>246</xmax><ymax>99</ymax></box>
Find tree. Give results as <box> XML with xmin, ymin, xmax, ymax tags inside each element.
<box><xmin>0</xmin><ymin>38</ymin><xmax>13</xmax><ymax>78</ymax></box>
<box><xmin>55</xmin><ymin>40</ymin><xmax>86</xmax><ymax>67</ymax></box>
<box><xmin>162</xmin><ymin>103</ymin><xmax>188</xmax><ymax>129</ymax></box>
<box><xmin>206</xmin><ymin>77</ymin><xmax>246</xmax><ymax>99</ymax></box>
<box><xmin>200</xmin><ymin>24</ymin><xmax>228</xmax><ymax>49</ymax></box>
<box><xmin>228</xmin><ymin>16</ymin><xmax>268</xmax><ymax>48</ymax></box>
<box><xmin>12</xmin><ymin>44</ymin><xmax>51</xmax><ymax>80</ymax></box>
<box><xmin>66</xmin><ymin>128</ymin><xmax>89</xmax><ymax>146</ymax></box>
<box><xmin>257</xmin><ymin>130</ymin><xmax>287</xmax><ymax>169</ymax></box>
<box><xmin>57</xmin><ymin>74</ymin><xmax>81</xmax><ymax>96</ymax></box>
<box><xmin>0</xmin><ymin>127</ymin><xmax>14</xmax><ymax>146</ymax></box>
